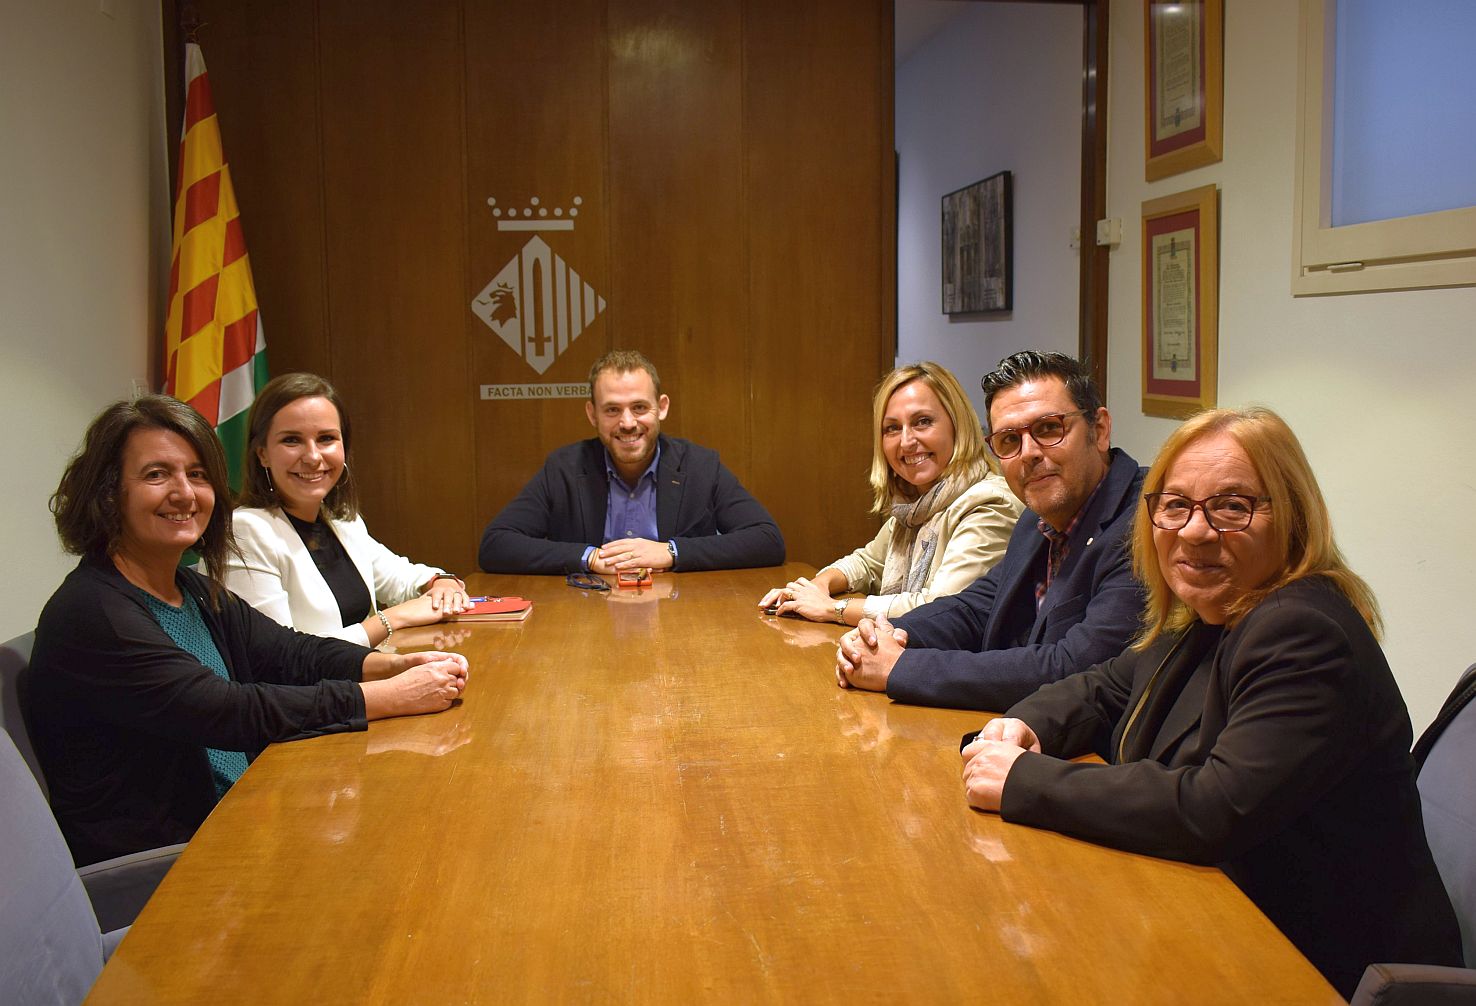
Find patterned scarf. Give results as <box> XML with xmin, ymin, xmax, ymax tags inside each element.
<box><xmin>879</xmin><ymin>463</ymin><xmax>988</xmax><ymax>596</ymax></box>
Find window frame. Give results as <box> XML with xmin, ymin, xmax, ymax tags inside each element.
<box><xmin>1292</xmin><ymin>0</ymin><xmax>1476</xmax><ymax>295</ymax></box>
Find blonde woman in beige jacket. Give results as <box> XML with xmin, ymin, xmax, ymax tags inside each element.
<box><xmin>759</xmin><ymin>362</ymin><xmax>1021</xmax><ymax>626</ymax></box>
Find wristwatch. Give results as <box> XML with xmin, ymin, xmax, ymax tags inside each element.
<box><xmin>833</xmin><ymin>599</ymin><xmax>848</xmax><ymax>624</ymax></box>
<box><xmin>666</xmin><ymin>540</ymin><xmax>678</xmax><ymax>569</ymax></box>
<box><xmin>429</xmin><ymin>573</ymin><xmax>462</xmax><ymax>586</ymax></box>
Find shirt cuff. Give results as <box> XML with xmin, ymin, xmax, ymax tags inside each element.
<box><xmin>581</xmin><ymin>546</ymin><xmax>596</xmax><ymax>571</ymax></box>
<box><xmin>862</xmin><ymin>594</ymin><xmax>891</xmax><ymax>621</ymax></box>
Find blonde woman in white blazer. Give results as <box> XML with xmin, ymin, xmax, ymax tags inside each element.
<box><xmin>759</xmin><ymin>362</ymin><xmax>1021</xmax><ymax>626</ymax></box>
<box><xmin>219</xmin><ymin>373</ymin><xmax>468</xmax><ymax>647</ymax></box>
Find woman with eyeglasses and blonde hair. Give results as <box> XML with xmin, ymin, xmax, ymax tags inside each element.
<box><xmin>220</xmin><ymin>372</ymin><xmax>468</xmax><ymax>648</ymax></box>
<box><xmin>959</xmin><ymin>406</ymin><xmax>1461</xmax><ymax>996</ymax></box>
<box><xmin>759</xmin><ymin>362</ymin><xmax>1020</xmax><ymax>625</ymax></box>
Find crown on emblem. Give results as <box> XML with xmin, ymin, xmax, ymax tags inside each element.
<box><xmin>486</xmin><ymin>195</ymin><xmax>582</xmax><ymax>232</ymax></box>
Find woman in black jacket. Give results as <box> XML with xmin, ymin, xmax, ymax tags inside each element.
<box><xmin>24</xmin><ymin>395</ymin><xmax>469</xmax><ymax>866</ymax></box>
<box><xmin>960</xmin><ymin>407</ymin><xmax>1461</xmax><ymax>996</ymax></box>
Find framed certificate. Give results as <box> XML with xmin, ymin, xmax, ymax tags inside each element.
<box><xmin>1141</xmin><ymin>184</ymin><xmax>1218</xmax><ymax>419</ymax></box>
<box><xmin>1143</xmin><ymin>0</ymin><xmax>1222</xmax><ymax>181</ymax></box>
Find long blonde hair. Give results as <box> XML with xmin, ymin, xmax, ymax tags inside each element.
<box><xmin>867</xmin><ymin>362</ymin><xmax>994</xmax><ymax>514</ymax></box>
<box><xmin>1131</xmin><ymin>406</ymin><xmax>1381</xmax><ymax>649</ymax></box>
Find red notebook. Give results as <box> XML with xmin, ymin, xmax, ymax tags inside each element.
<box><xmin>447</xmin><ymin>595</ymin><xmax>532</xmax><ymax>622</ymax></box>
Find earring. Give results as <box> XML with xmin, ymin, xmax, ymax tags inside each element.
<box><xmin>263</xmin><ymin>467</ymin><xmax>275</xmax><ymax>493</ymax></box>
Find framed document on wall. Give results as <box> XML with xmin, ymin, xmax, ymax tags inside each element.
<box><xmin>1143</xmin><ymin>0</ymin><xmax>1223</xmax><ymax>181</ymax></box>
<box><xmin>1141</xmin><ymin>184</ymin><xmax>1218</xmax><ymax>419</ymax></box>
<box><xmin>941</xmin><ymin>170</ymin><xmax>1013</xmax><ymax>314</ymax></box>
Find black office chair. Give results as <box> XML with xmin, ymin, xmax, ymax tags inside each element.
<box><xmin>1350</xmin><ymin>663</ymin><xmax>1476</xmax><ymax>1005</ymax></box>
<box><xmin>2</xmin><ymin>631</ymin><xmax>183</xmax><ymax>933</ymax></box>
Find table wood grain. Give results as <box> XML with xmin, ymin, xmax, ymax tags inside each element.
<box><xmin>87</xmin><ymin>565</ymin><xmax>1340</xmax><ymax>1004</ymax></box>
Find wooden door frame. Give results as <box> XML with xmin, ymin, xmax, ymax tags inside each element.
<box><xmin>1077</xmin><ymin>0</ymin><xmax>1110</xmax><ymax>399</ymax></box>
<box><xmin>902</xmin><ymin>0</ymin><xmax>1111</xmax><ymax>396</ymax></box>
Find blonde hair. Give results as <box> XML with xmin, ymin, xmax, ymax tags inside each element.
<box><xmin>1131</xmin><ymin>406</ymin><xmax>1381</xmax><ymax>649</ymax></box>
<box><xmin>867</xmin><ymin>362</ymin><xmax>995</xmax><ymax>514</ymax></box>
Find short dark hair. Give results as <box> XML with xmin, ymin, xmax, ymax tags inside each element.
<box><xmin>979</xmin><ymin>351</ymin><xmax>1102</xmax><ymax>426</ymax></box>
<box><xmin>588</xmin><ymin>349</ymin><xmax>661</xmax><ymax>400</ymax></box>
<box><xmin>239</xmin><ymin>372</ymin><xmax>361</xmax><ymax>520</ymax></box>
<box><xmin>51</xmin><ymin>395</ymin><xmax>237</xmax><ymax>598</ymax></box>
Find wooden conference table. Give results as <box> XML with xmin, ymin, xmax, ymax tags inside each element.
<box><xmin>87</xmin><ymin>565</ymin><xmax>1338</xmax><ymax>1003</ymax></box>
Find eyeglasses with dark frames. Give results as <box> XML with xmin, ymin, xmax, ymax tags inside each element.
<box><xmin>985</xmin><ymin>410</ymin><xmax>1091</xmax><ymax>459</ymax></box>
<box><xmin>565</xmin><ymin>572</ymin><xmax>611</xmax><ymax>592</ymax></box>
<box><xmin>1143</xmin><ymin>492</ymin><xmax>1272</xmax><ymax>533</ymax></box>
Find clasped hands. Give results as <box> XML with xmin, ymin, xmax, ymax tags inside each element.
<box><xmin>590</xmin><ymin>537</ymin><xmax>672</xmax><ymax>575</ymax></box>
<box><xmin>362</xmin><ymin>649</ymin><xmax>470</xmax><ymax>718</ymax></box>
<box><xmin>833</xmin><ymin>615</ymin><xmax>909</xmax><ymax>691</ymax></box>
<box><xmin>960</xmin><ymin>717</ymin><xmax>1040</xmax><ymax>812</ymax></box>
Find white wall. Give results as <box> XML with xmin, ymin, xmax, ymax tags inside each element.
<box><xmin>1102</xmin><ymin>0</ymin><xmax>1476</xmax><ymax>730</ymax></box>
<box><xmin>0</xmin><ymin>0</ymin><xmax>168</xmax><ymax>642</ymax></box>
<box><xmin>895</xmin><ymin>2</ymin><xmax>1082</xmax><ymax>419</ymax></box>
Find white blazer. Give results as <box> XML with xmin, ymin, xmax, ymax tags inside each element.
<box><xmin>225</xmin><ymin>507</ymin><xmax>446</xmax><ymax>646</ymax></box>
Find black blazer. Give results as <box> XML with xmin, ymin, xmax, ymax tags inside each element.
<box><xmin>887</xmin><ymin>448</ymin><xmax>1146</xmax><ymax>711</ymax></box>
<box><xmin>1000</xmin><ymin>576</ymin><xmax>1463</xmax><ymax>996</ymax></box>
<box><xmin>478</xmin><ymin>435</ymin><xmax>784</xmax><ymax>574</ymax></box>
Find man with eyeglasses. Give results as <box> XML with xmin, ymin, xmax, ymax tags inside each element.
<box><xmin>836</xmin><ymin>351</ymin><xmax>1147</xmax><ymax>711</ymax></box>
<box><xmin>478</xmin><ymin>349</ymin><xmax>784</xmax><ymax>575</ymax></box>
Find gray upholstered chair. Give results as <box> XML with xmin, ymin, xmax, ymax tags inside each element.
<box><xmin>0</xmin><ymin>727</ymin><xmax>112</xmax><ymax>1005</ymax></box>
<box><xmin>0</xmin><ymin>631</ymin><xmax>42</xmax><ymax>787</ymax></box>
<box><xmin>1351</xmin><ymin>963</ymin><xmax>1476</xmax><ymax>1005</ymax></box>
<box><xmin>1</xmin><ymin>631</ymin><xmax>183</xmax><ymax>932</ymax></box>
<box><xmin>1350</xmin><ymin>663</ymin><xmax>1476</xmax><ymax>1005</ymax></box>
<box><xmin>1417</xmin><ymin>663</ymin><xmax>1476</xmax><ymax>968</ymax></box>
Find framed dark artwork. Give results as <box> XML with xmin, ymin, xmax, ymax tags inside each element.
<box><xmin>1144</xmin><ymin>0</ymin><xmax>1223</xmax><ymax>180</ymax></box>
<box><xmin>1141</xmin><ymin>183</ymin><xmax>1218</xmax><ymax>418</ymax></box>
<box><xmin>942</xmin><ymin>170</ymin><xmax>1012</xmax><ymax>314</ymax></box>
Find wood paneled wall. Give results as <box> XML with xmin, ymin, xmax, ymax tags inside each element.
<box><xmin>172</xmin><ymin>0</ymin><xmax>894</xmax><ymax>572</ymax></box>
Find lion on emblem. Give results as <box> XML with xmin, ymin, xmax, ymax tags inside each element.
<box><xmin>476</xmin><ymin>283</ymin><xmax>518</xmax><ymax>327</ymax></box>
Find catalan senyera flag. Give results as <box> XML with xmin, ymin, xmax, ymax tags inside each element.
<box><xmin>163</xmin><ymin>42</ymin><xmax>267</xmax><ymax>490</ymax></box>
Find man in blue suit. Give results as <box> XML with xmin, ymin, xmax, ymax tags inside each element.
<box><xmin>478</xmin><ymin>350</ymin><xmax>784</xmax><ymax>575</ymax></box>
<box><xmin>836</xmin><ymin>351</ymin><xmax>1145</xmax><ymax>712</ymax></box>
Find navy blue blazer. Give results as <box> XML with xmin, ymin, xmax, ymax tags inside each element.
<box><xmin>886</xmin><ymin>448</ymin><xmax>1146</xmax><ymax>711</ymax></box>
<box><xmin>478</xmin><ymin>435</ymin><xmax>784</xmax><ymax>574</ymax></box>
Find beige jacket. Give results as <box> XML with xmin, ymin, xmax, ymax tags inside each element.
<box><xmin>820</xmin><ymin>472</ymin><xmax>1022</xmax><ymax>619</ymax></box>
